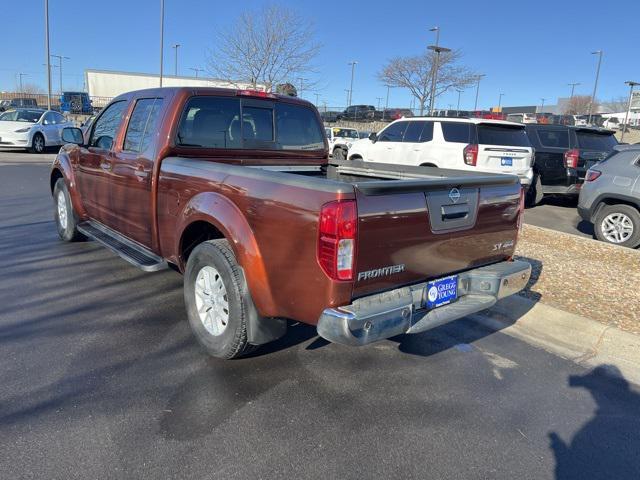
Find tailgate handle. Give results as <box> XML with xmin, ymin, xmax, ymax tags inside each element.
<box><xmin>441</xmin><ymin>203</ymin><xmax>469</xmax><ymax>221</ymax></box>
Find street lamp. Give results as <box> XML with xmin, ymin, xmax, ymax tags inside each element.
<box><xmin>498</xmin><ymin>93</ymin><xmax>505</xmax><ymax>108</ymax></box>
<box><xmin>428</xmin><ymin>26</ymin><xmax>439</xmax><ymax>115</ymax></box>
<box><xmin>51</xmin><ymin>54</ymin><xmax>70</xmax><ymax>94</ymax></box>
<box><xmin>540</xmin><ymin>98</ymin><xmax>546</xmax><ymax>111</ymax></box>
<box><xmin>159</xmin><ymin>0</ymin><xmax>165</xmax><ymax>86</ymax></box>
<box><xmin>347</xmin><ymin>61</ymin><xmax>357</xmax><ymax>106</ymax></box>
<box><xmin>44</xmin><ymin>0</ymin><xmax>52</xmax><ymax>109</ymax></box>
<box><xmin>344</xmin><ymin>89</ymin><xmax>350</xmax><ymax>108</ymax></box>
<box><xmin>17</xmin><ymin>73</ymin><xmax>28</xmax><ymax>95</ymax></box>
<box><xmin>474</xmin><ymin>74</ymin><xmax>486</xmax><ymax>111</ymax></box>
<box><xmin>189</xmin><ymin>67</ymin><xmax>205</xmax><ymax>78</ymax></box>
<box><xmin>588</xmin><ymin>50</ymin><xmax>603</xmax><ymax>125</ymax></box>
<box><xmin>621</xmin><ymin>81</ymin><xmax>639</xmax><ymax>143</ymax></box>
<box><xmin>172</xmin><ymin>44</ymin><xmax>181</xmax><ymax>76</ymax></box>
<box><xmin>568</xmin><ymin>82</ymin><xmax>580</xmax><ymax>99</ymax></box>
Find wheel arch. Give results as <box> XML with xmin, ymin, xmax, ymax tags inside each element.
<box><xmin>50</xmin><ymin>149</ymin><xmax>87</xmax><ymax>218</ymax></box>
<box><xmin>591</xmin><ymin>194</ymin><xmax>640</xmax><ymax>222</ymax></box>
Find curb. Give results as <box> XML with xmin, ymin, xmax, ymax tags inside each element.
<box><xmin>472</xmin><ymin>295</ymin><xmax>640</xmax><ymax>386</ymax></box>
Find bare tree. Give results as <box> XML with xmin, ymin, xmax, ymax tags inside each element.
<box><xmin>378</xmin><ymin>49</ymin><xmax>476</xmax><ymax>115</ymax></box>
<box><xmin>601</xmin><ymin>96</ymin><xmax>628</xmax><ymax>113</ymax></box>
<box><xmin>207</xmin><ymin>4</ymin><xmax>321</xmax><ymax>91</ymax></box>
<box><xmin>21</xmin><ymin>83</ymin><xmax>44</xmax><ymax>94</ymax></box>
<box><xmin>563</xmin><ymin>95</ymin><xmax>595</xmax><ymax>115</ymax></box>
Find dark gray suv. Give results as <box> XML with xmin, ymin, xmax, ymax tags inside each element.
<box><xmin>578</xmin><ymin>146</ymin><xmax>640</xmax><ymax>248</ymax></box>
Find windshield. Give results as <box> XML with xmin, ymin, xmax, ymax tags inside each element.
<box><xmin>477</xmin><ymin>125</ymin><xmax>531</xmax><ymax>147</ymax></box>
<box><xmin>0</xmin><ymin>110</ymin><xmax>42</xmax><ymax>122</ymax></box>
<box><xmin>576</xmin><ymin>132</ymin><xmax>618</xmax><ymax>151</ymax></box>
<box><xmin>332</xmin><ymin>128</ymin><xmax>359</xmax><ymax>139</ymax></box>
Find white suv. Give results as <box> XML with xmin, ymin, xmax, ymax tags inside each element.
<box><xmin>325</xmin><ymin>126</ymin><xmax>360</xmax><ymax>160</ymax></box>
<box><xmin>348</xmin><ymin>117</ymin><xmax>534</xmax><ymax>185</ymax></box>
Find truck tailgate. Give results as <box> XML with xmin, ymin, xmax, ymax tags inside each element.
<box><xmin>347</xmin><ymin>167</ymin><xmax>521</xmax><ymax>299</ymax></box>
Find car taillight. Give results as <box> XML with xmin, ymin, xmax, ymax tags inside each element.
<box><xmin>237</xmin><ymin>89</ymin><xmax>276</xmax><ymax>98</ymax></box>
<box><xmin>318</xmin><ymin>200</ymin><xmax>357</xmax><ymax>281</ymax></box>
<box><xmin>585</xmin><ymin>169</ymin><xmax>602</xmax><ymax>182</ymax></box>
<box><xmin>463</xmin><ymin>144</ymin><xmax>478</xmax><ymax>166</ymax></box>
<box><xmin>564</xmin><ymin>149</ymin><xmax>579</xmax><ymax>168</ymax></box>
<box><xmin>517</xmin><ymin>187</ymin><xmax>525</xmax><ymax>232</ymax></box>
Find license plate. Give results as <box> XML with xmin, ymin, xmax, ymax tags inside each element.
<box><xmin>424</xmin><ymin>275</ymin><xmax>458</xmax><ymax>309</ymax></box>
<box><xmin>501</xmin><ymin>157</ymin><xmax>513</xmax><ymax>166</ymax></box>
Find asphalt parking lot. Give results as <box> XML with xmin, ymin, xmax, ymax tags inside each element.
<box><xmin>1</xmin><ymin>152</ymin><xmax>639</xmax><ymax>479</ymax></box>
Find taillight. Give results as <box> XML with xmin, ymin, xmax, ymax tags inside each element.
<box><xmin>463</xmin><ymin>144</ymin><xmax>478</xmax><ymax>166</ymax></box>
<box><xmin>517</xmin><ymin>187</ymin><xmax>525</xmax><ymax>232</ymax></box>
<box><xmin>318</xmin><ymin>200</ymin><xmax>357</xmax><ymax>281</ymax></box>
<box><xmin>237</xmin><ymin>89</ymin><xmax>276</xmax><ymax>98</ymax></box>
<box><xmin>585</xmin><ymin>169</ymin><xmax>602</xmax><ymax>182</ymax></box>
<box><xmin>564</xmin><ymin>149</ymin><xmax>579</xmax><ymax>168</ymax></box>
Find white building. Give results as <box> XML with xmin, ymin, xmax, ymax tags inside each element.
<box><xmin>85</xmin><ymin>69</ymin><xmax>261</xmax><ymax>99</ymax></box>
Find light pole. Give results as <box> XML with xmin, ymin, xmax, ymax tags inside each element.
<box><xmin>427</xmin><ymin>26</ymin><xmax>439</xmax><ymax>115</ymax></box>
<box><xmin>189</xmin><ymin>67</ymin><xmax>204</xmax><ymax>78</ymax></box>
<box><xmin>376</xmin><ymin>97</ymin><xmax>383</xmax><ymax>110</ymax></box>
<box><xmin>347</xmin><ymin>61</ymin><xmax>357</xmax><ymax>106</ymax></box>
<box><xmin>297</xmin><ymin>77</ymin><xmax>307</xmax><ymax>97</ymax></box>
<box><xmin>621</xmin><ymin>81</ymin><xmax>639</xmax><ymax>143</ymax></box>
<box><xmin>540</xmin><ymin>98</ymin><xmax>546</xmax><ymax>112</ymax></box>
<box><xmin>456</xmin><ymin>89</ymin><xmax>463</xmax><ymax>112</ymax></box>
<box><xmin>474</xmin><ymin>74</ymin><xmax>486</xmax><ymax>111</ymax></box>
<box><xmin>314</xmin><ymin>93</ymin><xmax>320</xmax><ymax>106</ymax></box>
<box><xmin>44</xmin><ymin>0</ymin><xmax>52</xmax><ymax>109</ymax></box>
<box><xmin>159</xmin><ymin>0</ymin><xmax>165</xmax><ymax>86</ymax></box>
<box><xmin>172</xmin><ymin>44</ymin><xmax>180</xmax><ymax>76</ymax></box>
<box><xmin>17</xmin><ymin>73</ymin><xmax>28</xmax><ymax>95</ymax></box>
<box><xmin>568</xmin><ymin>82</ymin><xmax>580</xmax><ymax>99</ymax></box>
<box><xmin>588</xmin><ymin>50</ymin><xmax>603</xmax><ymax>125</ymax></box>
<box><xmin>498</xmin><ymin>93</ymin><xmax>505</xmax><ymax>108</ymax></box>
<box><xmin>51</xmin><ymin>54</ymin><xmax>70</xmax><ymax>94</ymax></box>
<box><xmin>344</xmin><ymin>89</ymin><xmax>350</xmax><ymax>108</ymax></box>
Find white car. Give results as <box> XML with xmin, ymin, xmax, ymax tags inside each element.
<box><xmin>325</xmin><ymin>126</ymin><xmax>360</xmax><ymax>160</ymax></box>
<box><xmin>347</xmin><ymin>117</ymin><xmax>534</xmax><ymax>186</ymax></box>
<box><xmin>0</xmin><ymin>108</ymin><xmax>73</xmax><ymax>153</ymax></box>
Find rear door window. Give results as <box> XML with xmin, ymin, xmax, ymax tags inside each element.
<box><xmin>576</xmin><ymin>132</ymin><xmax>618</xmax><ymax>150</ymax></box>
<box><xmin>275</xmin><ymin>103</ymin><xmax>324</xmax><ymax>150</ymax></box>
<box><xmin>124</xmin><ymin>98</ymin><xmax>164</xmax><ymax>153</ymax></box>
<box><xmin>378</xmin><ymin>121</ymin><xmax>408</xmax><ymax>142</ymax></box>
<box><xmin>402</xmin><ymin>121</ymin><xmax>424</xmax><ymax>143</ymax></box>
<box><xmin>441</xmin><ymin>122</ymin><xmax>472</xmax><ymax>143</ymax></box>
<box><xmin>477</xmin><ymin>125</ymin><xmax>530</xmax><ymax>146</ymax></box>
<box><xmin>536</xmin><ymin>128</ymin><xmax>569</xmax><ymax>149</ymax></box>
<box><xmin>176</xmin><ymin>96</ymin><xmax>241</xmax><ymax>148</ymax></box>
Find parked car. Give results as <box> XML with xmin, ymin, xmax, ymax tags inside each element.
<box><xmin>0</xmin><ymin>108</ymin><xmax>73</xmax><ymax>153</ymax></box>
<box><xmin>506</xmin><ymin>113</ymin><xmax>538</xmax><ymax>124</ymax></box>
<box><xmin>347</xmin><ymin>117</ymin><xmax>534</xmax><ymax>187</ymax></box>
<box><xmin>319</xmin><ymin>110</ymin><xmax>340</xmax><ymax>123</ymax></box>
<box><xmin>381</xmin><ymin>108</ymin><xmax>414</xmax><ymax>121</ymax></box>
<box><xmin>338</xmin><ymin>105</ymin><xmax>376</xmax><ymax>121</ymax></box>
<box><xmin>59</xmin><ymin>91</ymin><xmax>93</xmax><ymax>114</ymax></box>
<box><xmin>578</xmin><ymin>146</ymin><xmax>640</xmax><ymax>248</ymax></box>
<box><xmin>325</xmin><ymin>126</ymin><xmax>360</xmax><ymax>160</ymax></box>
<box><xmin>51</xmin><ymin>86</ymin><xmax>530</xmax><ymax>358</ymax></box>
<box><xmin>0</xmin><ymin>97</ymin><xmax>38</xmax><ymax>111</ymax></box>
<box><xmin>524</xmin><ymin>124</ymin><xmax>618</xmax><ymax>206</ymax></box>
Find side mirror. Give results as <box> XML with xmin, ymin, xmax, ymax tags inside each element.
<box><xmin>62</xmin><ymin>127</ymin><xmax>84</xmax><ymax>145</ymax></box>
<box><xmin>368</xmin><ymin>132</ymin><xmax>378</xmax><ymax>143</ymax></box>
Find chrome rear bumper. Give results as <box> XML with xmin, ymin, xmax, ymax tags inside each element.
<box><xmin>317</xmin><ymin>260</ymin><xmax>531</xmax><ymax>346</ymax></box>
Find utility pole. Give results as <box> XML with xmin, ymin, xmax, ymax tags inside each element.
<box><xmin>621</xmin><ymin>81</ymin><xmax>639</xmax><ymax>143</ymax></box>
<box><xmin>314</xmin><ymin>93</ymin><xmax>320</xmax><ymax>106</ymax></box>
<box><xmin>17</xmin><ymin>73</ymin><xmax>28</xmax><ymax>95</ymax></box>
<box><xmin>172</xmin><ymin>44</ymin><xmax>181</xmax><ymax>76</ymax></box>
<box><xmin>376</xmin><ymin>97</ymin><xmax>383</xmax><ymax>110</ymax></box>
<box><xmin>568</xmin><ymin>82</ymin><xmax>580</xmax><ymax>99</ymax></box>
<box><xmin>540</xmin><ymin>98</ymin><xmax>546</xmax><ymax>112</ymax></box>
<box><xmin>44</xmin><ymin>0</ymin><xmax>52</xmax><ymax>109</ymax></box>
<box><xmin>456</xmin><ymin>89</ymin><xmax>463</xmax><ymax>112</ymax></box>
<box><xmin>159</xmin><ymin>0</ymin><xmax>164</xmax><ymax>86</ymax></box>
<box><xmin>51</xmin><ymin>54</ymin><xmax>70</xmax><ymax>94</ymax></box>
<box><xmin>347</xmin><ymin>61</ymin><xmax>357</xmax><ymax>106</ymax></box>
<box><xmin>473</xmin><ymin>74</ymin><xmax>485</xmax><ymax>111</ymax></box>
<box><xmin>383</xmin><ymin>85</ymin><xmax>391</xmax><ymax>120</ymax></box>
<box><xmin>297</xmin><ymin>77</ymin><xmax>307</xmax><ymax>97</ymax></box>
<box><xmin>588</xmin><ymin>50</ymin><xmax>603</xmax><ymax>125</ymax></box>
<box><xmin>189</xmin><ymin>67</ymin><xmax>204</xmax><ymax>78</ymax></box>
<box><xmin>344</xmin><ymin>89</ymin><xmax>350</xmax><ymax>108</ymax></box>
<box><xmin>498</xmin><ymin>93</ymin><xmax>505</xmax><ymax>108</ymax></box>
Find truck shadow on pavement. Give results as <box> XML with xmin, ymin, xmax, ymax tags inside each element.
<box><xmin>548</xmin><ymin>365</ymin><xmax>640</xmax><ymax>480</ymax></box>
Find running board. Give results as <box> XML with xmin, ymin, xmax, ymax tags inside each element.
<box><xmin>77</xmin><ymin>221</ymin><xmax>168</xmax><ymax>272</ymax></box>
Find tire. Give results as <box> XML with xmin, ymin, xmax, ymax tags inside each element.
<box><xmin>333</xmin><ymin>148</ymin><xmax>346</xmax><ymax>160</ymax></box>
<box><xmin>593</xmin><ymin>204</ymin><xmax>640</xmax><ymax>248</ymax></box>
<box><xmin>184</xmin><ymin>239</ymin><xmax>257</xmax><ymax>359</ymax></box>
<box><xmin>53</xmin><ymin>178</ymin><xmax>84</xmax><ymax>242</ymax></box>
<box><xmin>525</xmin><ymin>174</ymin><xmax>544</xmax><ymax>208</ymax></box>
<box><xmin>30</xmin><ymin>132</ymin><xmax>45</xmax><ymax>154</ymax></box>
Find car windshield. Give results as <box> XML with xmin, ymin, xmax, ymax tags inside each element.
<box><xmin>477</xmin><ymin>125</ymin><xmax>531</xmax><ymax>147</ymax></box>
<box><xmin>333</xmin><ymin>128</ymin><xmax>359</xmax><ymax>139</ymax></box>
<box><xmin>0</xmin><ymin>109</ymin><xmax>42</xmax><ymax>122</ymax></box>
<box><xmin>576</xmin><ymin>132</ymin><xmax>618</xmax><ymax>150</ymax></box>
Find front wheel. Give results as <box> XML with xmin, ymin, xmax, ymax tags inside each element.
<box><xmin>594</xmin><ymin>204</ymin><xmax>640</xmax><ymax>248</ymax></box>
<box><xmin>333</xmin><ymin>148</ymin><xmax>346</xmax><ymax>160</ymax></box>
<box><xmin>53</xmin><ymin>178</ymin><xmax>84</xmax><ymax>241</ymax></box>
<box><xmin>184</xmin><ymin>239</ymin><xmax>257</xmax><ymax>359</ymax></box>
<box><xmin>30</xmin><ymin>133</ymin><xmax>45</xmax><ymax>154</ymax></box>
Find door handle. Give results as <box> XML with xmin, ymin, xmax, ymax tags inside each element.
<box><xmin>134</xmin><ymin>165</ymin><xmax>148</xmax><ymax>179</ymax></box>
<box><xmin>100</xmin><ymin>162</ymin><xmax>111</xmax><ymax>171</ymax></box>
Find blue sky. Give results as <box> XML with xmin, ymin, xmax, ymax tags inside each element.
<box><xmin>2</xmin><ymin>0</ymin><xmax>639</xmax><ymax>110</ymax></box>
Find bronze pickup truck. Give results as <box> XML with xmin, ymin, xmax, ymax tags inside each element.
<box><xmin>51</xmin><ymin>87</ymin><xmax>531</xmax><ymax>358</ymax></box>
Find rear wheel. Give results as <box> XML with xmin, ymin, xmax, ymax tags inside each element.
<box><xmin>594</xmin><ymin>204</ymin><xmax>640</xmax><ymax>248</ymax></box>
<box><xmin>333</xmin><ymin>148</ymin><xmax>346</xmax><ymax>160</ymax></box>
<box><xmin>184</xmin><ymin>239</ymin><xmax>256</xmax><ymax>359</ymax></box>
<box><xmin>30</xmin><ymin>133</ymin><xmax>45</xmax><ymax>154</ymax></box>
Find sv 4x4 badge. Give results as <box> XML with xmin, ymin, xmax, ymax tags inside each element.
<box><xmin>492</xmin><ymin>240</ymin><xmax>515</xmax><ymax>251</ymax></box>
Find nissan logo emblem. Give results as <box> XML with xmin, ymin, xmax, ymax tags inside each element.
<box><xmin>449</xmin><ymin>188</ymin><xmax>461</xmax><ymax>203</ymax></box>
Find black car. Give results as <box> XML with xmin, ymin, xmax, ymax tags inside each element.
<box><xmin>0</xmin><ymin>97</ymin><xmax>38</xmax><ymax>112</ymax></box>
<box><xmin>338</xmin><ymin>105</ymin><xmax>376</xmax><ymax>121</ymax></box>
<box><xmin>524</xmin><ymin>124</ymin><xmax>618</xmax><ymax>206</ymax></box>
